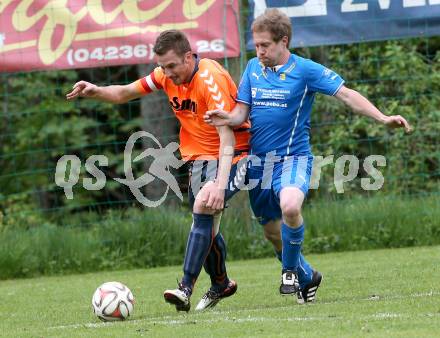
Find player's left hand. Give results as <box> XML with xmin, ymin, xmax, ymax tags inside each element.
<box><xmin>384</xmin><ymin>115</ymin><xmax>412</xmax><ymax>133</ymax></box>
<box><xmin>202</xmin><ymin>182</ymin><xmax>225</xmax><ymax>211</ymax></box>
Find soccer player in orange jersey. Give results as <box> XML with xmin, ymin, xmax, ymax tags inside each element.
<box><xmin>66</xmin><ymin>30</ymin><xmax>249</xmax><ymax>312</ymax></box>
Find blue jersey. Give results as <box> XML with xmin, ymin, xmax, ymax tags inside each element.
<box><xmin>237</xmin><ymin>54</ymin><xmax>344</xmax><ymax>157</ymax></box>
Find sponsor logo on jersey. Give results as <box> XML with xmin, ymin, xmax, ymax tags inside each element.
<box><xmin>170</xmin><ymin>97</ymin><xmax>197</xmax><ymax>114</ymax></box>
<box><xmin>323</xmin><ymin>68</ymin><xmax>339</xmax><ymax>80</ymax></box>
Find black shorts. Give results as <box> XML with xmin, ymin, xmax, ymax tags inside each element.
<box><xmin>187</xmin><ymin>158</ymin><xmax>248</xmax><ymax>209</ymax></box>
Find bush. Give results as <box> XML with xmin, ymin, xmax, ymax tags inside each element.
<box><xmin>1</xmin><ymin>194</ymin><xmax>439</xmax><ymax>280</ymax></box>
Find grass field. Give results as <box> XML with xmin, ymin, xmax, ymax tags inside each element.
<box><xmin>1</xmin><ymin>246</ymin><xmax>439</xmax><ymax>338</ymax></box>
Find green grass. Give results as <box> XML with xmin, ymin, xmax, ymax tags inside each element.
<box><xmin>0</xmin><ymin>246</ymin><xmax>439</xmax><ymax>337</ymax></box>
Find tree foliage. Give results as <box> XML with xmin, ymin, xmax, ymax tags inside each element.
<box><xmin>1</xmin><ymin>37</ymin><xmax>439</xmax><ymax>228</ymax></box>
<box><xmin>304</xmin><ymin>38</ymin><xmax>440</xmax><ymax>196</ymax></box>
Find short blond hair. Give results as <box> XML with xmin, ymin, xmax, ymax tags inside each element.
<box><xmin>251</xmin><ymin>9</ymin><xmax>292</xmax><ymax>46</ymax></box>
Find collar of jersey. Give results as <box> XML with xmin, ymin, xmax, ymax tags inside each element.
<box><xmin>186</xmin><ymin>54</ymin><xmax>200</xmax><ymax>84</ymax></box>
<box><xmin>265</xmin><ymin>53</ymin><xmax>295</xmax><ymax>73</ymax></box>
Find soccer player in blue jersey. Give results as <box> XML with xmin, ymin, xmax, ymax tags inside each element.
<box><xmin>204</xmin><ymin>9</ymin><xmax>412</xmax><ymax>303</ymax></box>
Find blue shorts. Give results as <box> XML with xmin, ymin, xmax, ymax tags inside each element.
<box><xmin>247</xmin><ymin>155</ymin><xmax>314</xmax><ymax>225</ymax></box>
<box><xmin>187</xmin><ymin>158</ymin><xmax>248</xmax><ymax>209</ymax></box>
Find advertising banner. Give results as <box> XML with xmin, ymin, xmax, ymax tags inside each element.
<box><xmin>0</xmin><ymin>1</ymin><xmax>240</xmax><ymax>72</ymax></box>
<box><xmin>247</xmin><ymin>0</ymin><xmax>440</xmax><ymax>48</ymax></box>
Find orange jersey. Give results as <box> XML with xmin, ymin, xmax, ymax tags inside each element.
<box><xmin>135</xmin><ymin>58</ymin><xmax>250</xmax><ymax>160</ymax></box>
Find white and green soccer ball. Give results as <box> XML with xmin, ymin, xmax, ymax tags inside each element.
<box><xmin>92</xmin><ymin>281</ymin><xmax>135</xmax><ymax>321</ymax></box>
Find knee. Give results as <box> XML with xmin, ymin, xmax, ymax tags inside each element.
<box><xmin>264</xmin><ymin>229</ymin><xmax>281</xmax><ymax>244</ymax></box>
<box><xmin>263</xmin><ymin>222</ymin><xmax>281</xmax><ymax>244</ymax></box>
<box><xmin>193</xmin><ymin>200</ymin><xmax>214</xmax><ymax>215</ymax></box>
<box><xmin>193</xmin><ymin>182</ymin><xmax>215</xmax><ymax>215</ymax></box>
<box><xmin>193</xmin><ymin>198</ymin><xmax>205</xmax><ymax>213</ymax></box>
<box><xmin>280</xmin><ymin>202</ymin><xmax>301</xmax><ymax>223</ymax></box>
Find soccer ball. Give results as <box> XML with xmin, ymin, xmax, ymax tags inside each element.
<box><xmin>92</xmin><ymin>281</ymin><xmax>135</xmax><ymax>321</ymax></box>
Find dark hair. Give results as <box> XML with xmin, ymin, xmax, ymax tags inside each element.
<box><xmin>251</xmin><ymin>9</ymin><xmax>292</xmax><ymax>46</ymax></box>
<box><xmin>153</xmin><ymin>30</ymin><xmax>192</xmax><ymax>57</ymax></box>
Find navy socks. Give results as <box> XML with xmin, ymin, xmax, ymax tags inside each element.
<box><xmin>182</xmin><ymin>213</ymin><xmax>214</xmax><ymax>291</ymax></box>
<box><xmin>203</xmin><ymin>233</ymin><xmax>229</xmax><ymax>292</ymax></box>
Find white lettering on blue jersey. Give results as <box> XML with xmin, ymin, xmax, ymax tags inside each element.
<box><xmin>237</xmin><ymin>54</ymin><xmax>344</xmax><ymax>157</ymax></box>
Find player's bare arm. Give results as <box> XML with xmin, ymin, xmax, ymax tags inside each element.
<box><xmin>66</xmin><ymin>80</ymin><xmax>143</xmax><ymax>104</ymax></box>
<box><xmin>335</xmin><ymin>85</ymin><xmax>412</xmax><ymax>133</ymax></box>
<box><xmin>204</xmin><ymin>102</ymin><xmax>250</xmax><ymax>127</ymax></box>
<box><xmin>203</xmin><ymin>125</ymin><xmax>235</xmax><ymax>211</ymax></box>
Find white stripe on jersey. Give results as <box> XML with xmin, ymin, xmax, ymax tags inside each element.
<box><xmin>146</xmin><ymin>75</ymin><xmax>159</xmax><ymax>91</ymax></box>
<box><xmin>332</xmin><ymin>80</ymin><xmax>345</xmax><ymax>96</ymax></box>
<box><xmin>201</xmin><ymin>69</ymin><xmax>225</xmax><ymax>110</ymax></box>
<box><xmin>286</xmin><ymin>85</ymin><xmax>308</xmax><ymax>157</ymax></box>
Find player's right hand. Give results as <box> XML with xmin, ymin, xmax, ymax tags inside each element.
<box><xmin>204</xmin><ymin>109</ymin><xmax>231</xmax><ymax>127</ymax></box>
<box><xmin>66</xmin><ymin>81</ymin><xmax>99</xmax><ymax>100</ymax></box>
